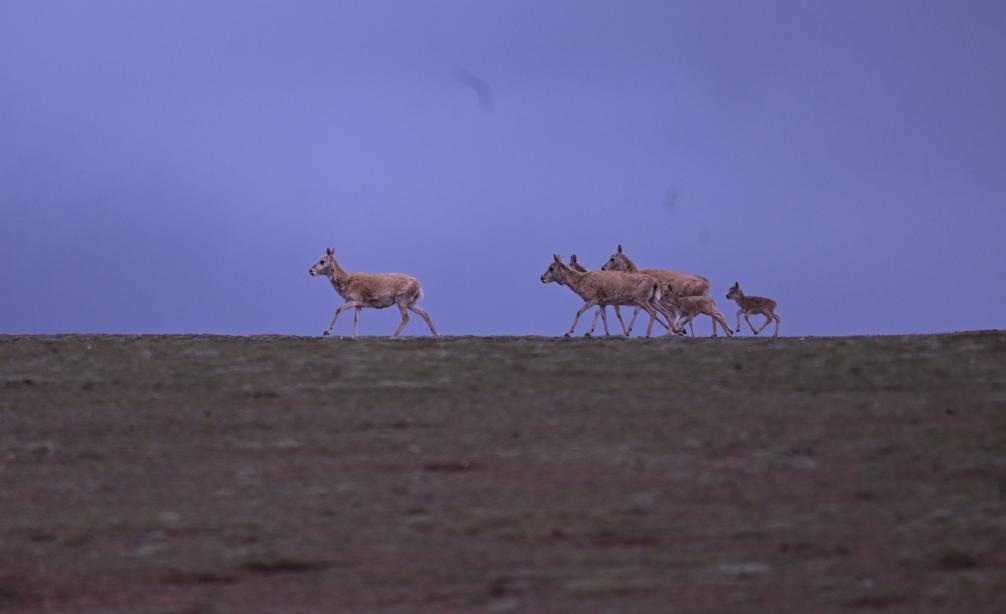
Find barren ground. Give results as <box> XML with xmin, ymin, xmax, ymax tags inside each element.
<box><xmin>1</xmin><ymin>332</ymin><xmax>1004</xmax><ymax>613</ymax></box>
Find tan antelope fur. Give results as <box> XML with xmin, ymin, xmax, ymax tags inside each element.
<box><xmin>726</xmin><ymin>282</ymin><xmax>781</xmax><ymax>337</ymax></box>
<box><xmin>569</xmin><ymin>254</ymin><xmax>674</xmax><ymax>336</ymax></box>
<box><xmin>568</xmin><ymin>254</ymin><xmax>628</xmax><ymax>337</ymax></box>
<box><xmin>308</xmin><ymin>248</ymin><xmax>440</xmax><ymax>337</ymax></box>
<box><xmin>601</xmin><ymin>244</ymin><xmax>711</xmax><ymax>334</ymax></box>
<box><xmin>540</xmin><ymin>254</ymin><xmax>665</xmax><ymax>338</ymax></box>
<box><xmin>661</xmin><ymin>293</ymin><xmax>734</xmax><ymax>337</ymax></box>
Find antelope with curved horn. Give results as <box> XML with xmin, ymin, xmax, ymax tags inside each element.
<box><xmin>309</xmin><ymin>248</ymin><xmax>440</xmax><ymax>337</ymax></box>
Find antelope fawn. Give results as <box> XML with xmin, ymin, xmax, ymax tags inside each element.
<box><xmin>726</xmin><ymin>282</ymin><xmax>781</xmax><ymax>337</ymax></box>
<box><xmin>661</xmin><ymin>293</ymin><xmax>734</xmax><ymax>337</ymax></box>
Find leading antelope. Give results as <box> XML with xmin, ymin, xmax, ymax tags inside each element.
<box><xmin>308</xmin><ymin>248</ymin><xmax>440</xmax><ymax>337</ymax></box>
<box><xmin>601</xmin><ymin>244</ymin><xmax>710</xmax><ymax>334</ymax></box>
<box><xmin>726</xmin><ymin>282</ymin><xmax>781</xmax><ymax>337</ymax></box>
<box><xmin>540</xmin><ymin>254</ymin><xmax>666</xmax><ymax>338</ymax></box>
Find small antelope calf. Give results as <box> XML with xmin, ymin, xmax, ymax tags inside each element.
<box><xmin>309</xmin><ymin>247</ymin><xmax>440</xmax><ymax>337</ymax></box>
<box><xmin>661</xmin><ymin>293</ymin><xmax>733</xmax><ymax>337</ymax></box>
<box><xmin>540</xmin><ymin>254</ymin><xmax>665</xmax><ymax>337</ymax></box>
<box><xmin>726</xmin><ymin>282</ymin><xmax>781</xmax><ymax>337</ymax></box>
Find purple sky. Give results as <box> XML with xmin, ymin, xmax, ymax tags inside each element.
<box><xmin>2</xmin><ymin>1</ymin><xmax>1003</xmax><ymax>336</ymax></box>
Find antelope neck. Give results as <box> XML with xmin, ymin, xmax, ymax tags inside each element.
<box><xmin>559</xmin><ymin>266</ymin><xmax>587</xmax><ymax>287</ymax></box>
<box><xmin>325</xmin><ymin>259</ymin><xmax>349</xmax><ymax>281</ymax></box>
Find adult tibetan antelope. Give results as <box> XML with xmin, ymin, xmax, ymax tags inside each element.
<box><xmin>540</xmin><ymin>254</ymin><xmax>665</xmax><ymax>338</ymax></box>
<box><xmin>568</xmin><ymin>254</ymin><xmax>627</xmax><ymax>336</ymax></box>
<box><xmin>308</xmin><ymin>248</ymin><xmax>440</xmax><ymax>337</ymax></box>
<box><xmin>726</xmin><ymin>282</ymin><xmax>781</xmax><ymax>337</ymax></box>
<box><xmin>601</xmin><ymin>244</ymin><xmax>710</xmax><ymax>334</ymax></box>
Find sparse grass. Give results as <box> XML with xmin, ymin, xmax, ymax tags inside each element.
<box><xmin>0</xmin><ymin>332</ymin><xmax>1004</xmax><ymax>612</ymax></box>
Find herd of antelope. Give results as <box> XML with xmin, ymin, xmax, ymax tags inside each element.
<box><xmin>309</xmin><ymin>245</ymin><xmax>780</xmax><ymax>338</ymax></box>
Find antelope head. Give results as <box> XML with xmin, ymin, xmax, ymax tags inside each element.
<box><xmin>309</xmin><ymin>247</ymin><xmax>336</xmax><ymax>277</ymax></box>
<box><xmin>567</xmin><ymin>254</ymin><xmax>588</xmax><ymax>273</ymax></box>
<box><xmin>726</xmin><ymin>282</ymin><xmax>742</xmax><ymax>301</ymax></box>
<box><xmin>540</xmin><ymin>254</ymin><xmax>567</xmax><ymax>284</ymax></box>
<box><xmin>601</xmin><ymin>243</ymin><xmax>630</xmax><ymax>271</ymax></box>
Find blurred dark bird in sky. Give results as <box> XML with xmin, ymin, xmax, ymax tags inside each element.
<box><xmin>453</xmin><ymin>67</ymin><xmax>494</xmax><ymax>111</ymax></box>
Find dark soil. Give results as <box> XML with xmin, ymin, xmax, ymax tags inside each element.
<box><xmin>1</xmin><ymin>332</ymin><xmax>1004</xmax><ymax>612</ymax></box>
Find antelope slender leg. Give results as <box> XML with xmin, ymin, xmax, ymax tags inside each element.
<box><xmin>599</xmin><ymin>307</ymin><xmax>611</xmax><ymax>336</ymax></box>
<box><xmin>408</xmin><ymin>303</ymin><xmax>440</xmax><ymax>336</ymax></box>
<box><xmin>711</xmin><ymin>314</ymin><xmax>719</xmax><ymax>337</ymax></box>
<box><xmin>735</xmin><ymin>309</ymin><xmax>744</xmax><ymax>333</ymax></box>
<box><xmin>566</xmin><ymin>301</ymin><xmax>597</xmax><ymax>337</ymax></box>
<box><xmin>585</xmin><ymin>308</ymin><xmax>601</xmax><ymax>337</ymax></box>
<box><xmin>626</xmin><ymin>307</ymin><xmax>640</xmax><ymax>335</ymax></box>
<box><xmin>653</xmin><ymin>302</ymin><xmax>675</xmax><ymax>332</ymax></box>
<box><xmin>772</xmin><ymin>313</ymin><xmax>781</xmax><ymax>337</ymax></box>
<box><xmin>688</xmin><ymin>315</ymin><xmax>696</xmax><ymax>337</ymax></box>
<box><xmin>324</xmin><ymin>301</ymin><xmax>361</xmax><ymax>335</ymax></box>
<box><xmin>744</xmin><ymin>313</ymin><xmax>758</xmax><ymax>334</ymax></box>
<box><xmin>392</xmin><ymin>302</ymin><xmax>411</xmax><ymax>337</ymax></box>
<box><xmin>645</xmin><ymin>302</ymin><xmax>673</xmax><ymax>336</ymax></box>
<box><xmin>639</xmin><ymin>302</ymin><xmax>660</xmax><ymax>337</ymax></box>
<box><xmin>613</xmin><ymin>306</ymin><xmax>629</xmax><ymax>336</ymax></box>
<box><xmin>756</xmin><ymin>314</ymin><xmax>774</xmax><ymax>334</ymax></box>
<box><xmin>353</xmin><ymin>307</ymin><xmax>361</xmax><ymax>337</ymax></box>
<box><xmin>715</xmin><ymin>312</ymin><xmax>733</xmax><ymax>336</ymax></box>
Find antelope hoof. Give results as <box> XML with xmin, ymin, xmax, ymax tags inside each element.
<box><xmin>564</xmin><ymin>332</ymin><xmax>572</xmax><ymax>338</ymax></box>
<box><xmin>322</xmin><ymin>331</ymin><xmax>330</xmax><ymax>336</ymax></box>
<box><xmin>584</xmin><ymin>332</ymin><xmax>592</xmax><ymax>338</ymax></box>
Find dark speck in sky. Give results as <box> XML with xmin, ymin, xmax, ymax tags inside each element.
<box><xmin>453</xmin><ymin>68</ymin><xmax>494</xmax><ymax>111</ymax></box>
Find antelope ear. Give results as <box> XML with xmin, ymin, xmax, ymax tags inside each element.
<box><xmin>617</xmin><ymin>244</ymin><xmax>623</xmax><ymax>254</ymax></box>
<box><xmin>326</xmin><ymin>248</ymin><xmax>334</xmax><ymax>256</ymax></box>
<box><xmin>570</xmin><ymin>254</ymin><xmax>578</xmax><ymax>263</ymax></box>
<box><xmin>553</xmin><ymin>253</ymin><xmax>562</xmax><ymax>263</ymax></box>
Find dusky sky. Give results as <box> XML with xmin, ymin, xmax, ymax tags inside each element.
<box><xmin>2</xmin><ymin>1</ymin><xmax>1003</xmax><ymax>336</ymax></box>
